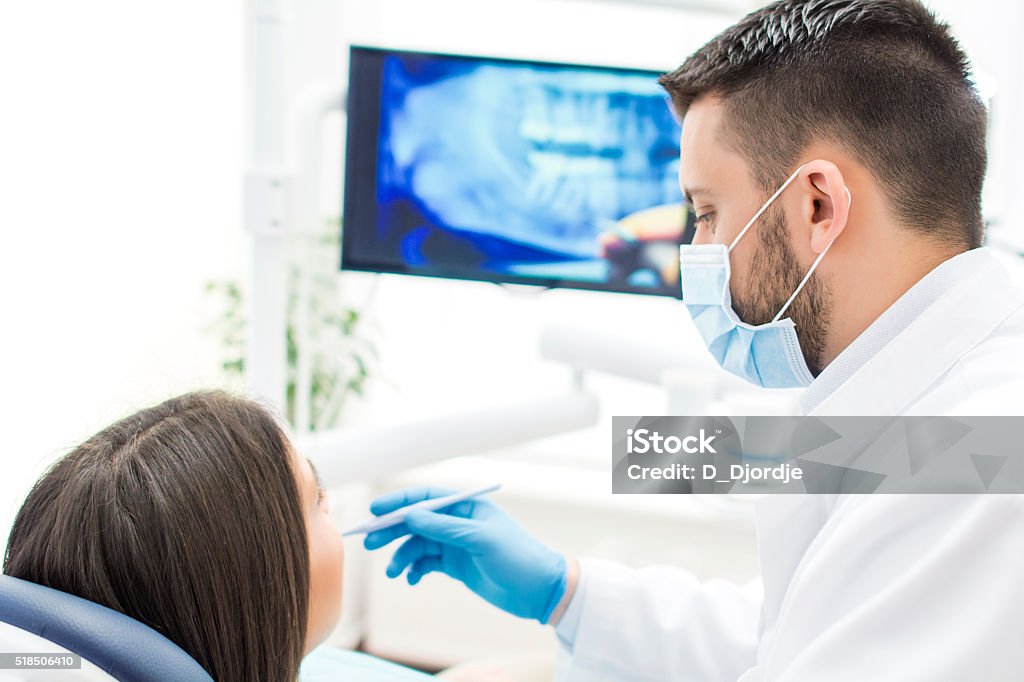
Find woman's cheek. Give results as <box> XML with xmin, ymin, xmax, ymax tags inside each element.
<box><xmin>307</xmin><ymin>517</ymin><xmax>345</xmax><ymax>649</ymax></box>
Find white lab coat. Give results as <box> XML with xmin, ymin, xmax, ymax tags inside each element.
<box><xmin>555</xmin><ymin>248</ymin><xmax>1024</xmax><ymax>681</ymax></box>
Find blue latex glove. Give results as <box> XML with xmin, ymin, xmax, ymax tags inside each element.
<box><xmin>363</xmin><ymin>487</ymin><xmax>567</xmax><ymax>624</ymax></box>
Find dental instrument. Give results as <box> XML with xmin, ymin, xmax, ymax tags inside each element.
<box><xmin>341</xmin><ymin>484</ymin><xmax>501</xmax><ymax>537</ymax></box>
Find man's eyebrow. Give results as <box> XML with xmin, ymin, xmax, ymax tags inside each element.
<box><xmin>306</xmin><ymin>457</ymin><xmax>324</xmax><ymax>490</ymax></box>
<box><xmin>683</xmin><ymin>186</ymin><xmax>713</xmax><ymax>205</ymax></box>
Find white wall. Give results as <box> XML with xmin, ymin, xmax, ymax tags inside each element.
<box><xmin>0</xmin><ymin>2</ymin><xmax>244</xmax><ymax>549</ymax></box>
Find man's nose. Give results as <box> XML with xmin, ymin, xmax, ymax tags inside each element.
<box><xmin>691</xmin><ymin>223</ymin><xmax>714</xmax><ymax>245</ymax></box>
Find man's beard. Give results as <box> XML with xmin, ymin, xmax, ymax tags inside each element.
<box><xmin>731</xmin><ymin>205</ymin><xmax>832</xmax><ymax>376</ymax></box>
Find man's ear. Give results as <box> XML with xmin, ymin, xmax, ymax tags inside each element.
<box><xmin>796</xmin><ymin>160</ymin><xmax>851</xmax><ymax>254</ymax></box>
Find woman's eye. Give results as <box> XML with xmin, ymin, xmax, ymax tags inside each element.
<box><xmin>317</xmin><ymin>488</ymin><xmax>328</xmax><ymax>509</ymax></box>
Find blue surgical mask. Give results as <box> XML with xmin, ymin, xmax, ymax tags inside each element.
<box><xmin>679</xmin><ymin>166</ymin><xmax>850</xmax><ymax>388</ymax></box>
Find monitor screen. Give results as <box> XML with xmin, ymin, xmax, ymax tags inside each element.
<box><xmin>342</xmin><ymin>46</ymin><xmax>692</xmax><ymax>297</ymax></box>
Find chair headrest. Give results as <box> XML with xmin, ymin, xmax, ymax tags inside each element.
<box><xmin>0</xmin><ymin>574</ymin><xmax>213</xmax><ymax>682</ymax></box>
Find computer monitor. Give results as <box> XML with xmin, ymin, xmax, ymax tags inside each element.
<box><xmin>342</xmin><ymin>46</ymin><xmax>692</xmax><ymax>297</ymax></box>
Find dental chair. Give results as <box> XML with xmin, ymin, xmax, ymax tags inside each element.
<box><xmin>0</xmin><ymin>575</ymin><xmax>212</xmax><ymax>681</ymax></box>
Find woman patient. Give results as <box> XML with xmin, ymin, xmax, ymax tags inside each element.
<box><xmin>3</xmin><ymin>390</ymin><xmax>430</xmax><ymax>681</ymax></box>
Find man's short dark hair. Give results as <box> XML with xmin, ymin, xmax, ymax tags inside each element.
<box><xmin>659</xmin><ymin>0</ymin><xmax>987</xmax><ymax>249</ymax></box>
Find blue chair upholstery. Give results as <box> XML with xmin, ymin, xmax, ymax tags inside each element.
<box><xmin>0</xmin><ymin>575</ymin><xmax>213</xmax><ymax>682</ymax></box>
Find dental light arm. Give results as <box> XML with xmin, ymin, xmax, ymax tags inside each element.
<box><xmin>540</xmin><ymin>321</ymin><xmax>701</xmax><ymax>385</ymax></box>
<box><xmin>298</xmin><ymin>389</ymin><xmax>599</xmax><ymax>488</ymax></box>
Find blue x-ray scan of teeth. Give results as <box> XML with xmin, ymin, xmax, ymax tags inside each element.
<box><xmin>342</xmin><ymin>47</ymin><xmax>689</xmax><ymax>297</ymax></box>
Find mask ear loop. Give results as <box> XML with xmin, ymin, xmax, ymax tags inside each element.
<box><xmin>773</xmin><ymin>186</ymin><xmax>853</xmax><ymax>322</ymax></box>
<box><xmin>727</xmin><ymin>165</ymin><xmax>806</xmax><ymax>253</ymax></box>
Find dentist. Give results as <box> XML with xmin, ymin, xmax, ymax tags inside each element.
<box><xmin>367</xmin><ymin>1</ymin><xmax>1024</xmax><ymax>680</ymax></box>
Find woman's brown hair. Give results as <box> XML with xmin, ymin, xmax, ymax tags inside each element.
<box><xmin>3</xmin><ymin>390</ymin><xmax>310</xmax><ymax>681</ymax></box>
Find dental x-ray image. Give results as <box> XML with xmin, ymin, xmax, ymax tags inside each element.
<box><xmin>342</xmin><ymin>46</ymin><xmax>691</xmax><ymax>297</ymax></box>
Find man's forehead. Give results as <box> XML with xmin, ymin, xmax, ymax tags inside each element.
<box><xmin>679</xmin><ymin>96</ymin><xmax>746</xmax><ymax>197</ymax></box>
<box><xmin>680</xmin><ymin>94</ymin><xmax>725</xmax><ymax>140</ymax></box>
